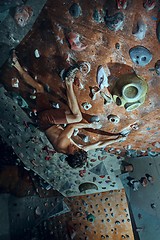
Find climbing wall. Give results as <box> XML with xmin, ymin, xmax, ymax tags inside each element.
<box><xmin>45</xmin><ymin>189</ymin><xmax>134</xmax><ymax>240</ymax></box>
<box><xmin>0</xmin><ymin>87</ymin><xmax>123</xmax><ymax>197</ymax></box>
<box><xmin>125</xmin><ymin>155</ymin><xmax>160</xmax><ymax>240</ymax></box>
<box><xmin>1</xmin><ymin>0</ymin><xmax>160</xmax><ymax>154</ymax></box>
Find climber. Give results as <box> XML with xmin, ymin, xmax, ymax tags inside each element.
<box><xmin>11</xmin><ymin>50</ymin><xmax>128</xmax><ymax>168</ymax></box>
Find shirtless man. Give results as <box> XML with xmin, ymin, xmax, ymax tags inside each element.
<box><xmin>12</xmin><ymin>51</ymin><xmax>128</xmax><ymax>168</ymax></box>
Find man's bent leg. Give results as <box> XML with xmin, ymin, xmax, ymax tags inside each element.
<box><xmin>65</xmin><ymin>77</ymin><xmax>82</xmax><ymax>123</ymax></box>
<box><xmin>12</xmin><ymin>51</ymin><xmax>44</xmax><ymax>93</ymax></box>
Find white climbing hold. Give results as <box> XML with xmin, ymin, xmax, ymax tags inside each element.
<box><xmin>52</xmin><ymin>103</ymin><xmax>60</xmax><ymax>109</ymax></box>
<box><xmin>79</xmin><ymin>62</ymin><xmax>91</xmax><ymax>75</ymax></box>
<box><xmin>133</xmin><ymin>20</ymin><xmax>147</xmax><ymax>40</ymax></box>
<box><xmin>11</xmin><ymin>78</ymin><xmax>19</xmax><ymax>88</ymax></box>
<box><xmin>107</xmin><ymin>114</ymin><xmax>120</xmax><ymax>124</ymax></box>
<box><xmin>73</xmin><ymin>128</ymin><xmax>79</xmax><ymax>136</ymax></box>
<box><xmin>97</xmin><ymin>65</ymin><xmax>110</xmax><ymax>89</ymax></box>
<box><xmin>82</xmin><ymin>102</ymin><xmax>92</xmax><ymax>110</ymax></box>
<box><xmin>35</xmin><ymin>206</ymin><xmax>41</xmax><ymax>216</ymax></box>
<box><xmin>34</xmin><ymin>49</ymin><xmax>40</xmax><ymax>58</ymax></box>
<box><xmin>82</xmin><ymin>135</ymin><xmax>89</xmax><ymax>143</ymax></box>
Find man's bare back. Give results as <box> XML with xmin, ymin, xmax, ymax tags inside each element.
<box><xmin>45</xmin><ymin>125</ymin><xmax>66</xmax><ymax>153</ymax></box>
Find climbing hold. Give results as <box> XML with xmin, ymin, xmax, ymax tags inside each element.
<box><xmin>140</xmin><ymin>176</ymin><xmax>148</xmax><ymax>187</ymax></box>
<box><xmin>133</xmin><ymin>20</ymin><xmax>147</xmax><ymax>40</ymax></box>
<box><xmin>79</xmin><ymin>62</ymin><xmax>91</xmax><ymax>75</ymax></box>
<box><xmin>97</xmin><ymin>65</ymin><xmax>110</xmax><ymax>89</ymax></box>
<box><xmin>116</xmin><ymin>0</ymin><xmax>128</xmax><ymax>9</ymax></box>
<box><xmin>52</xmin><ymin>102</ymin><xmax>60</xmax><ymax>109</ymax></box>
<box><xmin>87</xmin><ymin>213</ymin><xmax>95</xmax><ymax>222</ymax></box>
<box><xmin>152</xmin><ymin>141</ymin><xmax>160</xmax><ymax>148</ymax></box>
<box><xmin>11</xmin><ymin>78</ymin><xmax>19</xmax><ymax>88</ymax></box>
<box><xmin>93</xmin><ymin>177</ymin><xmax>96</xmax><ymax>182</ymax></box>
<box><xmin>14</xmin><ymin>95</ymin><xmax>29</xmax><ymax>108</ymax></box>
<box><xmin>30</xmin><ymin>94</ymin><xmax>36</xmax><ymax>100</ymax></box>
<box><xmin>155</xmin><ymin>60</ymin><xmax>160</xmax><ymax>75</ymax></box>
<box><xmin>14</xmin><ymin>5</ymin><xmax>33</xmax><ymax>27</ymax></box>
<box><xmin>67</xmin><ymin>32</ymin><xmax>87</xmax><ymax>51</ymax></box>
<box><xmin>129</xmin><ymin>46</ymin><xmax>152</xmax><ymax>66</ymax></box>
<box><xmin>93</xmin><ymin>9</ymin><xmax>105</xmax><ymax>23</ymax></box>
<box><xmin>143</xmin><ymin>0</ymin><xmax>156</xmax><ymax>11</ymax></box>
<box><xmin>115</xmin><ymin>220</ymin><xmax>121</xmax><ymax>225</ymax></box>
<box><xmin>79</xmin><ymin>182</ymin><xmax>98</xmax><ymax>192</ymax></box>
<box><xmin>151</xmin><ymin>203</ymin><xmax>156</xmax><ymax>209</ymax></box>
<box><xmin>105</xmin><ymin>12</ymin><xmax>124</xmax><ymax>31</ymax></box>
<box><xmin>90</xmin><ymin>86</ymin><xmax>100</xmax><ymax>100</ymax></box>
<box><xmin>59</xmin><ymin>155</ymin><xmax>66</xmax><ymax>162</ymax></box>
<box><xmin>90</xmin><ymin>115</ymin><xmax>100</xmax><ymax>122</ymax></box>
<box><xmin>101</xmin><ymin>235</ymin><xmax>105</xmax><ymax>239</ymax></box>
<box><xmin>61</xmin><ymin>62</ymin><xmax>90</xmax><ymax>81</ymax></box>
<box><xmin>115</xmin><ymin>42</ymin><xmax>120</xmax><ymax>49</ymax></box>
<box><xmin>31</xmin><ymin>159</ymin><xmax>39</xmax><ymax>167</ymax></box>
<box><xmin>148</xmin><ymin>150</ymin><xmax>158</xmax><ymax>157</ymax></box>
<box><xmin>156</xmin><ymin>21</ymin><xmax>160</xmax><ymax>43</ymax></box>
<box><xmin>59</xmin><ymin>69</ymin><xmax>66</xmax><ymax>81</ymax></box>
<box><xmin>69</xmin><ymin>3</ymin><xmax>82</xmax><ymax>18</ymax></box>
<box><xmin>44</xmin><ymin>83</ymin><xmax>50</xmax><ymax>93</ymax></box>
<box><xmin>82</xmin><ymin>102</ymin><xmax>92</xmax><ymax>110</ymax></box>
<box><xmin>82</xmin><ymin>200</ymin><xmax>88</xmax><ymax>206</ymax></box>
<box><xmin>73</xmin><ymin>128</ymin><xmax>79</xmax><ymax>136</ymax></box>
<box><xmin>34</xmin><ymin>49</ymin><xmax>40</xmax><ymax>58</ymax></box>
<box><xmin>60</xmin><ymin>65</ymin><xmax>79</xmax><ymax>81</ymax></box>
<box><xmin>107</xmin><ymin>114</ymin><xmax>120</xmax><ymax>124</ymax></box>
<box><xmin>35</xmin><ymin>206</ymin><xmax>41</xmax><ymax>216</ymax></box>
<box><xmin>100</xmin><ymin>91</ymin><xmax>112</xmax><ymax>104</ymax></box>
<box><xmin>82</xmin><ymin>135</ymin><xmax>89</xmax><ymax>143</ymax></box>
<box><xmin>90</xmin><ymin>162</ymin><xmax>108</xmax><ymax>176</ymax></box>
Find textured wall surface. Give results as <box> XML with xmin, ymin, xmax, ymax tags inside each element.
<box><xmin>125</xmin><ymin>155</ymin><xmax>160</xmax><ymax>240</ymax></box>
<box><xmin>1</xmin><ymin>0</ymin><xmax>160</xmax><ymax>153</ymax></box>
<box><xmin>47</xmin><ymin>189</ymin><xmax>134</xmax><ymax>240</ymax></box>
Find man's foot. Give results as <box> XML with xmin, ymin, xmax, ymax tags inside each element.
<box><xmin>120</xmin><ymin>122</ymin><xmax>139</xmax><ymax>136</ymax></box>
<box><xmin>117</xmin><ymin>135</ymin><xmax>127</xmax><ymax>142</ymax></box>
<box><xmin>11</xmin><ymin>50</ymin><xmax>22</xmax><ymax>72</ymax></box>
<box><xmin>34</xmin><ymin>83</ymin><xmax>44</xmax><ymax>93</ymax></box>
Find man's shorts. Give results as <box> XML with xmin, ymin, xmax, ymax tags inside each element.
<box><xmin>36</xmin><ymin>93</ymin><xmax>68</xmax><ymax>131</ymax></box>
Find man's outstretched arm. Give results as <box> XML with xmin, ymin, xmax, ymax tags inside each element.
<box><xmin>82</xmin><ymin>136</ymin><xmax>126</xmax><ymax>152</ymax></box>
<box><xmin>57</xmin><ymin>122</ymin><xmax>102</xmax><ymax>147</ymax></box>
<box><xmin>59</xmin><ymin>122</ymin><xmax>102</xmax><ymax>139</ymax></box>
<box><xmin>65</xmin><ymin>77</ymin><xmax>82</xmax><ymax>123</ymax></box>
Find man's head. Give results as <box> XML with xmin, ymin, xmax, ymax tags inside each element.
<box><xmin>66</xmin><ymin>149</ymin><xmax>87</xmax><ymax>168</ymax></box>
